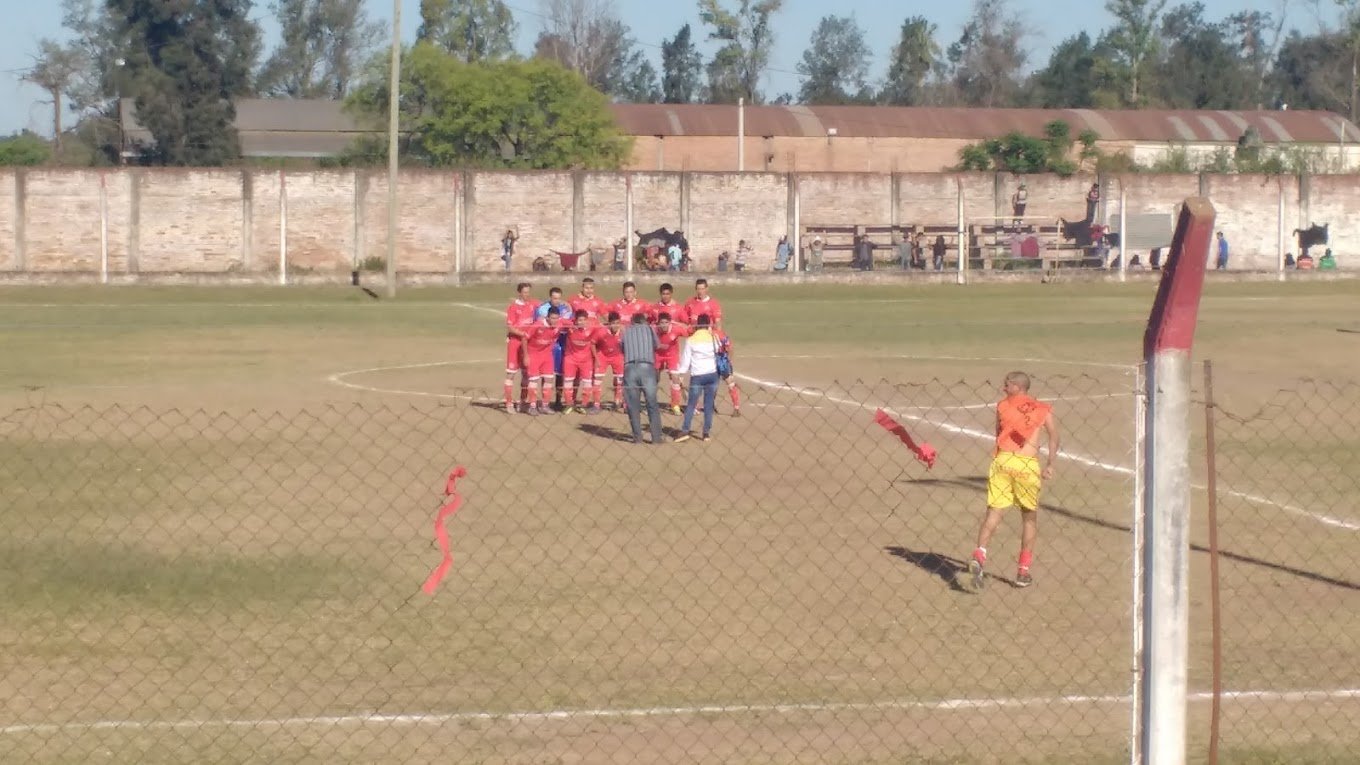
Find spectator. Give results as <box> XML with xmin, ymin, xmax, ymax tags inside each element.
<box><xmin>1215</xmin><ymin>231</ymin><xmax>1229</xmax><ymax>269</ymax></box>
<box><xmin>774</xmin><ymin>235</ymin><xmax>792</xmax><ymax>271</ymax></box>
<box><xmin>613</xmin><ymin>238</ymin><xmax>627</xmax><ymax>271</ymax></box>
<box><xmin>896</xmin><ymin>233</ymin><xmax>911</xmax><ymax>270</ymax></box>
<box><xmin>912</xmin><ymin>232</ymin><xmax>927</xmax><ymax>269</ymax></box>
<box><xmin>854</xmin><ymin>234</ymin><xmax>874</xmax><ymax>271</ymax></box>
<box><xmin>809</xmin><ymin>235</ymin><xmax>825</xmax><ymax>272</ymax></box>
<box><xmin>717</xmin><ymin>251</ymin><xmax>730</xmax><ymax>272</ymax></box>
<box><xmin>1318</xmin><ymin>248</ymin><xmax>1338</xmax><ymax>270</ymax></box>
<box><xmin>501</xmin><ymin>228</ymin><xmax>518</xmax><ymax>271</ymax></box>
<box><xmin>932</xmin><ymin>235</ymin><xmax>947</xmax><ymax>271</ymax></box>
<box><xmin>1284</xmin><ymin>252</ymin><xmax>1296</xmax><ymax>268</ymax></box>
<box><xmin>1012</xmin><ymin>182</ymin><xmax>1028</xmax><ymax>226</ymax></box>
<box><xmin>735</xmin><ymin>240</ymin><xmax>751</xmax><ymax>272</ymax></box>
<box><xmin>667</xmin><ymin>241</ymin><xmax>683</xmax><ymax>272</ymax></box>
<box><xmin>1297</xmin><ymin>251</ymin><xmax>1315</xmax><ymax>270</ymax></box>
<box><xmin>674</xmin><ymin>315</ymin><xmax>721</xmax><ymax>442</ymax></box>
<box><xmin>1085</xmin><ymin>183</ymin><xmax>1100</xmax><ymax>221</ymax></box>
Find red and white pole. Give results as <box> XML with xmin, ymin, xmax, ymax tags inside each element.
<box><xmin>1138</xmin><ymin>197</ymin><xmax>1214</xmax><ymax>765</ymax></box>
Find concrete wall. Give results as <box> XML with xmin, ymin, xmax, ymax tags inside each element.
<box><xmin>0</xmin><ymin>168</ymin><xmax>1354</xmax><ymax>277</ymax></box>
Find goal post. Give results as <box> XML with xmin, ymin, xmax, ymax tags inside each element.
<box><xmin>1136</xmin><ymin>196</ymin><xmax>1215</xmax><ymax>765</ymax></box>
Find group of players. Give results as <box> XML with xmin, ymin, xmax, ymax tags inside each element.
<box><xmin>503</xmin><ymin>277</ymin><xmax>743</xmax><ymax>416</ymax></box>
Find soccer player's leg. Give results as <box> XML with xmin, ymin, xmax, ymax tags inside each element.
<box><xmin>562</xmin><ymin>358</ymin><xmax>580</xmax><ymax>410</ymax></box>
<box><xmin>723</xmin><ymin>370</ymin><xmax>741</xmax><ymax>415</ymax></box>
<box><xmin>1012</xmin><ymin>458</ymin><xmax>1043</xmax><ymax>587</ymax></box>
<box><xmin>552</xmin><ymin>342</ymin><xmax>565</xmax><ymax>409</ymax></box>
<box><xmin>970</xmin><ymin>455</ymin><xmax>1017</xmax><ymax>590</ymax></box>
<box><xmin>608</xmin><ymin>358</ymin><xmax>625</xmax><ymax>409</ymax></box>
<box><xmin>504</xmin><ymin>339</ymin><xmax>523</xmax><ymax>412</ymax></box>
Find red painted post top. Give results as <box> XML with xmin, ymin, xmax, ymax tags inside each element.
<box><xmin>1144</xmin><ymin>197</ymin><xmax>1215</xmax><ymax>358</ymax></box>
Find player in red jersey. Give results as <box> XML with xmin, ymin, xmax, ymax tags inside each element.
<box><xmin>712</xmin><ymin>326</ymin><xmax>742</xmax><ymax>416</ymax></box>
<box><xmin>610</xmin><ymin>281</ymin><xmax>652</xmax><ymax>326</ymax></box>
<box><xmin>654</xmin><ymin>311</ymin><xmax>687</xmax><ymax>414</ymax></box>
<box><xmin>523</xmin><ymin>310</ymin><xmax>565</xmax><ymax>415</ymax></box>
<box><xmin>683</xmin><ymin>278</ymin><xmax>722</xmax><ymax>329</ymax></box>
<box><xmin>650</xmin><ymin>282</ymin><xmax>688</xmax><ymax>328</ymax></box>
<box><xmin>590</xmin><ymin>311</ymin><xmax>626</xmax><ymax>412</ymax></box>
<box><xmin>561</xmin><ymin>309</ymin><xmax>596</xmax><ymax>413</ymax></box>
<box><xmin>503</xmin><ymin>282</ymin><xmax>539</xmax><ymax>412</ymax></box>
<box><xmin>568</xmin><ymin>277</ymin><xmax>607</xmax><ymax>326</ymax></box>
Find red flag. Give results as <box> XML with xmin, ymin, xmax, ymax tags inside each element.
<box><xmin>421</xmin><ymin>466</ymin><xmax>469</xmax><ymax>595</ymax></box>
<box><xmin>874</xmin><ymin>409</ymin><xmax>937</xmax><ymax>470</ymax></box>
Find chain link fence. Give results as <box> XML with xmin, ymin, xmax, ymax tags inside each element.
<box><xmin>1</xmin><ymin>366</ymin><xmax>1352</xmax><ymax>763</ymax></box>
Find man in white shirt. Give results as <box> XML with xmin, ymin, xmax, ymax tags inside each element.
<box><xmin>673</xmin><ymin>314</ymin><xmax>722</xmax><ymax>442</ymax></box>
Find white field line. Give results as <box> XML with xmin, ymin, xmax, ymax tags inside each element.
<box><xmin>451</xmin><ymin>303</ymin><xmax>1358</xmax><ymax>531</ymax></box>
<box><xmin>327</xmin><ymin>360</ymin><xmax>496</xmax><ymax>403</ymax></box>
<box><xmin>3</xmin><ymin>688</ymin><xmax>1357</xmax><ymax>736</ymax></box>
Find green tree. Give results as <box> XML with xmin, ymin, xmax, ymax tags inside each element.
<box><xmin>945</xmin><ymin>0</ymin><xmax>1029</xmax><ymax>107</ymax></box>
<box><xmin>1270</xmin><ymin>30</ymin><xmax>1351</xmax><ymax>113</ymax></box>
<box><xmin>107</xmin><ymin>0</ymin><xmax>261</xmax><ymax>166</ymax></box>
<box><xmin>350</xmin><ymin>44</ymin><xmax>630</xmax><ymax>169</ymax></box>
<box><xmin>258</xmin><ymin>0</ymin><xmax>385</xmax><ymax>98</ymax></box>
<box><xmin>661</xmin><ymin>23</ymin><xmax>703</xmax><ymax>103</ymax></box>
<box><xmin>879</xmin><ymin>16</ymin><xmax>938</xmax><ymax>105</ymax></box>
<box><xmin>417</xmin><ymin>0</ymin><xmax>516</xmax><ymax>63</ymax></box>
<box><xmin>697</xmin><ymin>0</ymin><xmax>786</xmax><ymax>104</ymax></box>
<box><xmin>796</xmin><ymin>15</ymin><xmax>872</xmax><ymax>104</ymax></box>
<box><xmin>23</xmin><ymin>40</ymin><xmax>85</xmax><ymax>153</ymax></box>
<box><xmin>1103</xmin><ymin>0</ymin><xmax>1167</xmax><ymax>106</ymax></box>
<box><xmin>0</xmin><ymin>133</ymin><xmax>51</xmax><ymax>166</ymax></box>
<box><xmin>1149</xmin><ymin>4</ymin><xmax>1256</xmax><ymax>109</ymax></box>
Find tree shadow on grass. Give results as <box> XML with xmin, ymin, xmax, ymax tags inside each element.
<box><xmin>898</xmin><ymin>476</ymin><xmax>1360</xmax><ymax>591</ymax></box>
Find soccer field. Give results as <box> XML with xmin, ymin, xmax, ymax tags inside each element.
<box><xmin>1</xmin><ymin>280</ymin><xmax>1357</xmax><ymax>764</ymax></box>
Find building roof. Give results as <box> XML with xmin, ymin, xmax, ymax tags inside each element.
<box><xmin>610</xmin><ymin>104</ymin><xmax>1360</xmax><ymax>145</ymax></box>
<box><xmin>119</xmin><ymin>98</ymin><xmax>1360</xmax><ymax>158</ymax></box>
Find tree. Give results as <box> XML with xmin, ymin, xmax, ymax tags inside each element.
<box><xmin>533</xmin><ymin>0</ymin><xmax>658</xmax><ymax>101</ymax></box>
<box><xmin>23</xmin><ymin>40</ymin><xmax>84</xmax><ymax>152</ymax></box>
<box><xmin>796</xmin><ymin>15</ymin><xmax>872</xmax><ymax>104</ymax></box>
<box><xmin>661</xmin><ymin>23</ymin><xmax>703</xmax><ymax>103</ymax></box>
<box><xmin>1149</xmin><ymin>4</ymin><xmax>1257</xmax><ymax>109</ymax></box>
<box><xmin>258</xmin><ymin>0</ymin><xmax>385</xmax><ymax>99</ymax></box>
<box><xmin>1270</xmin><ymin>29</ymin><xmax>1350</xmax><ymax>112</ymax></box>
<box><xmin>697</xmin><ymin>0</ymin><xmax>786</xmax><ymax>104</ymax></box>
<box><xmin>1103</xmin><ymin>0</ymin><xmax>1168</xmax><ymax>106</ymax></box>
<box><xmin>879</xmin><ymin>16</ymin><xmax>939</xmax><ymax>105</ymax></box>
<box><xmin>417</xmin><ymin>0</ymin><xmax>516</xmax><ymax>63</ymax></box>
<box><xmin>106</xmin><ymin>0</ymin><xmax>261</xmax><ymax>165</ymax></box>
<box><xmin>945</xmin><ymin>0</ymin><xmax>1029</xmax><ymax>107</ymax></box>
<box><xmin>0</xmin><ymin>133</ymin><xmax>51</xmax><ymax>166</ymax></box>
<box><xmin>1029</xmin><ymin>32</ymin><xmax>1123</xmax><ymax>108</ymax></box>
<box><xmin>349</xmin><ymin>44</ymin><xmax>631</xmax><ymax>169</ymax></box>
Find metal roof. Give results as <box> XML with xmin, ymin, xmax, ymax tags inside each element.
<box><xmin>609</xmin><ymin>104</ymin><xmax>1360</xmax><ymax>144</ymax></box>
<box><xmin>119</xmin><ymin>99</ymin><xmax>1360</xmax><ymax>158</ymax></box>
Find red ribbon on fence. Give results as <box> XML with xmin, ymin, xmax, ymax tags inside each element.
<box><xmin>421</xmin><ymin>466</ymin><xmax>469</xmax><ymax>596</ymax></box>
<box><xmin>873</xmin><ymin>409</ymin><xmax>938</xmax><ymax>470</ymax></box>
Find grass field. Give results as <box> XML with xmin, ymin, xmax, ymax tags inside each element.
<box><xmin>1</xmin><ymin>280</ymin><xmax>1358</xmax><ymax>764</ymax></box>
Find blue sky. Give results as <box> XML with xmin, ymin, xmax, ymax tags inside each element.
<box><xmin>0</xmin><ymin>0</ymin><xmax>1330</xmax><ymax>137</ymax></box>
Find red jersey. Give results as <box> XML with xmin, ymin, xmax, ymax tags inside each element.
<box><xmin>650</xmin><ymin>300</ymin><xmax>687</xmax><ymax>326</ymax></box>
<box><xmin>525</xmin><ymin>320</ymin><xmax>563</xmax><ymax>353</ymax></box>
<box><xmin>505</xmin><ymin>299</ymin><xmax>539</xmax><ymax>338</ymax></box>
<box><xmin>592</xmin><ymin>326</ymin><xmax>624</xmax><ymax>359</ymax></box>
<box><xmin>684</xmin><ymin>295</ymin><xmax>721</xmax><ymax>327</ymax></box>
<box><xmin>654</xmin><ymin>325</ymin><xmax>685</xmax><ymax>358</ymax></box>
<box><xmin>563</xmin><ymin>325</ymin><xmax>595</xmax><ymax>360</ymax></box>
<box><xmin>611</xmin><ymin>298</ymin><xmax>651</xmax><ymax>325</ymax></box>
<box><xmin>569</xmin><ymin>294</ymin><xmax>607</xmax><ymax>325</ymax></box>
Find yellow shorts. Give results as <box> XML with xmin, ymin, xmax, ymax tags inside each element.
<box><xmin>987</xmin><ymin>453</ymin><xmax>1042</xmax><ymax>512</ymax></box>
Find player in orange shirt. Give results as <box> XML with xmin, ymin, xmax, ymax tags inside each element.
<box><xmin>561</xmin><ymin>309</ymin><xmax>596</xmax><ymax>414</ymax></box>
<box><xmin>653</xmin><ymin>311</ymin><xmax>687</xmax><ymax>413</ymax></box>
<box><xmin>650</xmin><ymin>282</ymin><xmax>688</xmax><ymax>328</ymax></box>
<box><xmin>967</xmin><ymin>371</ymin><xmax>1061</xmax><ymax>591</ymax></box>
<box><xmin>683</xmin><ymin>278</ymin><xmax>721</xmax><ymax>329</ymax></box>
<box><xmin>610</xmin><ymin>281</ymin><xmax>652</xmax><ymax>326</ymax></box>
<box><xmin>523</xmin><ymin>310</ymin><xmax>565</xmax><ymax>415</ymax></box>
<box><xmin>503</xmin><ymin>282</ymin><xmax>539</xmax><ymax>412</ymax></box>
<box><xmin>569</xmin><ymin>277</ymin><xmax>607</xmax><ymax>326</ymax></box>
<box><xmin>590</xmin><ymin>312</ymin><xmax>626</xmax><ymax>412</ymax></box>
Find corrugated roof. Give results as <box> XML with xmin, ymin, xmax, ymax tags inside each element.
<box><xmin>609</xmin><ymin>104</ymin><xmax>1360</xmax><ymax>144</ymax></box>
<box><xmin>121</xmin><ymin>98</ymin><xmax>373</xmax><ymax>158</ymax></box>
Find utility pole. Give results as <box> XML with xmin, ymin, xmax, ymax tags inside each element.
<box><xmin>386</xmin><ymin>0</ymin><xmax>402</xmax><ymax>299</ymax></box>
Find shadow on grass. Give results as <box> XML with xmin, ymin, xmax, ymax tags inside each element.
<box><xmin>899</xmin><ymin>476</ymin><xmax>1360</xmax><ymax>592</ymax></box>
<box><xmin>577</xmin><ymin>422</ymin><xmax>637</xmax><ymax>443</ymax></box>
<box><xmin>884</xmin><ymin>547</ymin><xmax>972</xmax><ymax>594</ymax></box>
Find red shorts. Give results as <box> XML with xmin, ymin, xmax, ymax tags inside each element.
<box><xmin>656</xmin><ymin>353</ymin><xmax>679</xmax><ymax>372</ymax></box>
<box><xmin>594</xmin><ymin>355</ymin><xmax>623</xmax><ymax>377</ymax></box>
<box><xmin>526</xmin><ymin>349</ymin><xmax>555</xmax><ymax>379</ymax></box>
<box><xmin>563</xmin><ymin>356</ymin><xmax>593</xmax><ymax>384</ymax></box>
<box><xmin>505</xmin><ymin>338</ymin><xmax>525</xmax><ymax>372</ymax></box>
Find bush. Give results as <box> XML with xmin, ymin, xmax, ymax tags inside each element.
<box><xmin>0</xmin><ymin>133</ymin><xmax>50</xmax><ymax>166</ymax></box>
<box><xmin>359</xmin><ymin>256</ymin><xmax>386</xmax><ymax>272</ymax></box>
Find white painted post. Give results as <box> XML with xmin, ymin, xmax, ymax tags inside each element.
<box><xmin>99</xmin><ymin>172</ymin><xmax>109</xmax><ymax>284</ymax></box>
<box><xmin>737</xmin><ymin>98</ymin><xmax>745</xmax><ymax>172</ymax></box>
<box><xmin>791</xmin><ymin>173</ymin><xmax>801</xmax><ymax>273</ymax></box>
<box><xmin>1276</xmin><ymin>178</ymin><xmax>1286</xmax><ymax>281</ymax></box>
<box><xmin>278</xmin><ymin>170</ymin><xmax>288</xmax><ymax>286</ymax></box>
<box><xmin>1118</xmin><ymin>180</ymin><xmax>1128</xmax><ymax>282</ymax></box>
<box><xmin>1130</xmin><ymin>361</ymin><xmax>1147</xmax><ymax>765</ymax></box>
<box><xmin>955</xmin><ymin>176</ymin><xmax>966</xmax><ymax>285</ymax></box>
<box><xmin>625</xmin><ymin>173</ymin><xmax>634</xmax><ymax>274</ymax></box>
<box><xmin>385</xmin><ymin>0</ymin><xmax>402</xmax><ymax>298</ymax></box>
<box><xmin>1139</xmin><ymin>196</ymin><xmax>1215</xmax><ymax>765</ymax></box>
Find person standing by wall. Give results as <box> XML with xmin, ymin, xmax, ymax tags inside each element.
<box><xmin>674</xmin><ymin>315</ymin><xmax>721</xmax><ymax>443</ymax></box>
<box><xmin>774</xmin><ymin>235</ymin><xmax>792</xmax><ymax>271</ymax></box>
<box><xmin>501</xmin><ymin>228</ymin><xmax>519</xmax><ymax>271</ymax></box>
<box><xmin>1215</xmin><ymin>231</ymin><xmax>1230</xmax><ymax>269</ymax></box>
<box><xmin>809</xmin><ymin>235</ymin><xmax>825</xmax><ymax>273</ymax></box>
<box><xmin>1012</xmin><ymin>182</ymin><xmax>1028</xmax><ymax>226</ymax></box>
<box><xmin>932</xmin><ymin>235</ymin><xmax>947</xmax><ymax>271</ymax></box>
<box><xmin>621</xmin><ymin>313</ymin><xmax>665</xmax><ymax>445</ymax></box>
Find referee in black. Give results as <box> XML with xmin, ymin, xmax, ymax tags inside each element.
<box><xmin>621</xmin><ymin>313</ymin><xmax>665</xmax><ymax>444</ymax></box>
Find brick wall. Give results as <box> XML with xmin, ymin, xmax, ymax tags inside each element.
<box><xmin>2</xmin><ymin>168</ymin><xmax>1355</xmax><ymax>276</ymax></box>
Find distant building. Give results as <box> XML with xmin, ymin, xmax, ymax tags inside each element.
<box><xmin>119</xmin><ymin>99</ymin><xmax>1360</xmax><ymax>173</ymax></box>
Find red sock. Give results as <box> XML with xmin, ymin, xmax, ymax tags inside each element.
<box><xmin>729</xmin><ymin>385</ymin><xmax>741</xmax><ymax>408</ymax></box>
<box><xmin>503</xmin><ymin>380</ymin><xmax>514</xmax><ymax>407</ymax></box>
<box><xmin>564</xmin><ymin>386</ymin><xmax>576</xmax><ymax>407</ymax></box>
<box><xmin>670</xmin><ymin>383</ymin><xmax>681</xmax><ymax>407</ymax></box>
<box><xmin>527</xmin><ymin>382</ymin><xmax>539</xmax><ymax>405</ymax></box>
<box><xmin>614</xmin><ymin>385</ymin><xmax>623</xmax><ymax>407</ymax></box>
<box><xmin>973</xmin><ymin>547</ymin><xmax>987</xmax><ymax>565</ymax></box>
<box><xmin>1018</xmin><ymin>550</ymin><xmax>1033</xmax><ymax>571</ymax></box>
<box><xmin>592</xmin><ymin>379</ymin><xmax>604</xmax><ymax>405</ymax></box>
